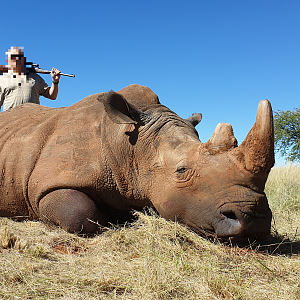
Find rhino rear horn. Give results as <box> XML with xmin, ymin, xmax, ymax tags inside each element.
<box><xmin>235</xmin><ymin>100</ymin><xmax>275</xmax><ymax>174</ymax></box>
<box><xmin>204</xmin><ymin>123</ymin><xmax>238</xmax><ymax>153</ymax></box>
<box><xmin>98</xmin><ymin>92</ymin><xmax>149</xmax><ymax>125</ymax></box>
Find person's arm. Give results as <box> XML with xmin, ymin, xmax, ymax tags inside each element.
<box><xmin>44</xmin><ymin>68</ymin><xmax>61</xmax><ymax>100</ymax></box>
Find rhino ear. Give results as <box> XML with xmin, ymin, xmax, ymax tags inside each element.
<box><xmin>186</xmin><ymin>113</ymin><xmax>202</xmax><ymax>127</ymax></box>
<box><xmin>98</xmin><ymin>91</ymin><xmax>148</xmax><ymax>125</ymax></box>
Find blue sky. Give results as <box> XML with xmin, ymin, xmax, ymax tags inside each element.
<box><xmin>1</xmin><ymin>0</ymin><xmax>299</xmax><ymax>164</ymax></box>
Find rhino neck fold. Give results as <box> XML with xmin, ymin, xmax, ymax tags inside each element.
<box><xmin>99</xmin><ymin>118</ymin><xmax>152</xmax><ymax>208</ymax></box>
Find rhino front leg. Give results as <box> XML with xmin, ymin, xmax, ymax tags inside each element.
<box><xmin>39</xmin><ymin>189</ymin><xmax>106</xmax><ymax>234</ymax></box>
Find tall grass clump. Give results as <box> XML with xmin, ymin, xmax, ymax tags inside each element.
<box><xmin>265</xmin><ymin>163</ymin><xmax>300</xmax><ymax>238</ymax></box>
<box><xmin>265</xmin><ymin>163</ymin><xmax>300</xmax><ymax>212</ymax></box>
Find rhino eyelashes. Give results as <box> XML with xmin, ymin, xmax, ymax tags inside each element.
<box><xmin>176</xmin><ymin>166</ymin><xmax>188</xmax><ymax>174</ymax></box>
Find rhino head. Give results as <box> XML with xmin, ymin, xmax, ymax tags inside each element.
<box><xmin>99</xmin><ymin>86</ymin><xmax>274</xmax><ymax>242</ymax></box>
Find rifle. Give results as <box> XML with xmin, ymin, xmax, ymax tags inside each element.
<box><xmin>0</xmin><ymin>62</ymin><xmax>75</xmax><ymax>78</ymax></box>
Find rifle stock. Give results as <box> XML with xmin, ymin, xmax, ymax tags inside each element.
<box><xmin>0</xmin><ymin>65</ymin><xmax>8</xmax><ymax>73</ymax></box>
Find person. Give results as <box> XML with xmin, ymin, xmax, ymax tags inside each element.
<box><xmin>0</xmin><ymin>46</ymin><xmax>61</xmax><ymax>111</ymax></box>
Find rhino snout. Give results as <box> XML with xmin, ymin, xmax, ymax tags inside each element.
<box><xmin>213</xmin><ymin>205</ymin><xmax>272</xmax><ymax>242</ymax></box>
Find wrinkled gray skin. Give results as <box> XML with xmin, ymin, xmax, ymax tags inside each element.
<box><xmin>0</xmin><ymin>84</ymin><xmax>274</xmax><ymax>242</ymax></box>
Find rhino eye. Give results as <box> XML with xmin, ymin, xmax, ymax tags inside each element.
<box><xmin>177</xmin><ymin>167</ymin><xmax>188</xmax><ymax>174</ymax></box>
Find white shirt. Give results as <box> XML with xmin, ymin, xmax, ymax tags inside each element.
<box><xmin>0</xmin><ymin>71</ymin><xmax>49</xmax><ymax>111</ymax></box>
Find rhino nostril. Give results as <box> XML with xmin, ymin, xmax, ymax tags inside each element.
<box><xmin>215</xmin><ymin>211</ymin><xmax>241</xmax><ymax>238</ymax></box>
<box><xmin>222</xmin><ymin>211</ymin><xmax>238</xmax><ymax>220</ymax></box>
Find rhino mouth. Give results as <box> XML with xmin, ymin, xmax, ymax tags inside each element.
<box><xmin>185</xmin><ymin>203</ymin><xmax>272</xmax><ymax>242</ymax></box>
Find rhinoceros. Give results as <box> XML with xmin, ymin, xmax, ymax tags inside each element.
<box><xmin>0</xmin><ymin>84</ymin><xmax>274</xmax><ymax>241</ymax></box>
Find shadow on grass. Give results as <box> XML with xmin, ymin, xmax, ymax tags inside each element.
<box><xmin>235</xmin><ymin>232</ymin><xmax>300</xmax><ymax>256</ymax></box>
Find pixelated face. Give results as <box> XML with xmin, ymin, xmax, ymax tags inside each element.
<box><xmin>6</xmin><ymin>47</ymin><xmax>25</xmax><ymax>72</ymax></box>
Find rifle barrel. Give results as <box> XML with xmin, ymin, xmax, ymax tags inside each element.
<box><xmin>59</xmin><ymin>72</ymin><xmax>75</xmax><ymax>78</ymax></box>
<box><xmin>34</xmin><ymin>67</ymin><xmax>75</xmax><ymax>78</ymax></box>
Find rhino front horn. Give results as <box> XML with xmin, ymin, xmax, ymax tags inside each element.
<box><xmin>235</xmin><ymin>100</ymin><xmax>275</xmax><ymax>175</ymax></box>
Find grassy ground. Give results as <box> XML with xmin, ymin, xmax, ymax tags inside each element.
<box><xmin>0</xmin><ymin>165</ymin><xmax>300</xmax><ymax>299</ymax></box>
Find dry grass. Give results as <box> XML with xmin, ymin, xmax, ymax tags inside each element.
<box><xmin>0</xmin><ymin>165</ymin><xmax>300</xmax><ymax>299</ymax></box>
<box><xmin>266</xmin><ymin>164</ymin><xmax>300</xmax><ymax>232</ymax></box>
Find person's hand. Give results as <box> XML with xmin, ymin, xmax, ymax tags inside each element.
<box><xmin>51</xmin><ymin>68</ymin><xmax>61</xmax><ymax>83</ymax></box>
